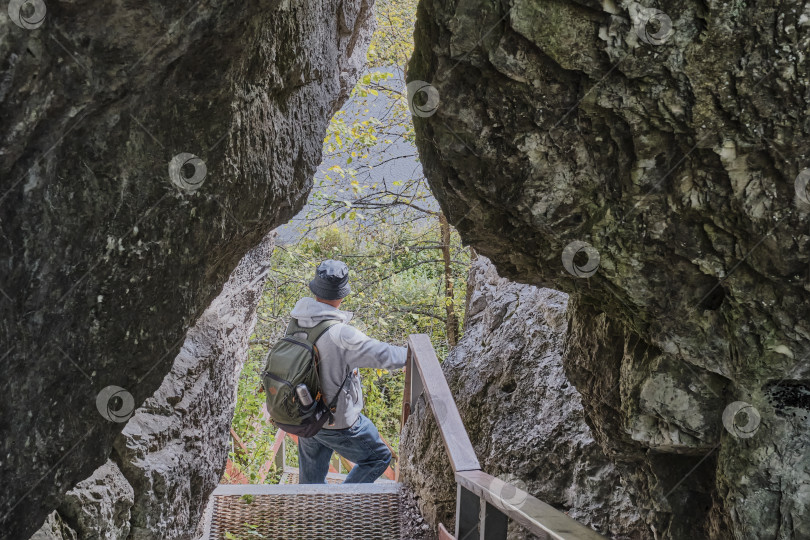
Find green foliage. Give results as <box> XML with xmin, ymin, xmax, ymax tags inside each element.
<box><xmin>228</xmin><ymin>221</ymin><xmax>468</xmax><ymax>482</ymax></box>
<box><xmin>225</xmin><ymin>0</ymin><xmax>465</xmax><ymax>485</ymax></box>
<box><xmin>367</xmin><ymin>0</ymin><xmax>418</xmax><ymax>70</ymax></box>
<box><xmin>307</xmin><ymin>0</ymin><xmax>425</xmax><ymax>237</ymax></box>
<box><xmin>224</xmin><ymin>523</ymin><xmax>266</xmax><ymax>540</ymax></box>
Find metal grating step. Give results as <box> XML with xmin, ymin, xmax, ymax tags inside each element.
<box><xmin>205</xmin><ymin>483</ymin><xmax>402</xmax><ymax>540</ymax></box>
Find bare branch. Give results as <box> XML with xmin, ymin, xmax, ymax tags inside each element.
<box><xmin>391</xmin><ymin>306</ymin><xmax>446</xmax><ymax>322</ymax></box>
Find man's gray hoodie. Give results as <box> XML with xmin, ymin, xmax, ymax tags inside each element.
<box><xmin>289</xmin><ymin>297</ymin><xmax>407</xmax><ymax>430</ymax></box>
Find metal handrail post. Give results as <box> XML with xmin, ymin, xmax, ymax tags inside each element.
<box><xmin>401</xmin><ymin>334</ymin><xmax>607</xmax><ymax>540</ymax></box>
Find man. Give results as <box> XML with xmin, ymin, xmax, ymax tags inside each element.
<box><xmin>288</xmin><ymin>259</ymin><xmax>406</xmax><ymax>484</ymax></box>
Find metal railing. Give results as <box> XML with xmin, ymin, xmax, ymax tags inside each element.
<box><xmin>401</xmin><ymin>334</ymin><xmax>607</xmax><ymax>540</ymax></box>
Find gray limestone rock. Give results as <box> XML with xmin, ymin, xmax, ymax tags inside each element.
<box><xmin>28</xmin><ymin>232</ymin><xmax>274</xmax><ymax>539</ymax></box>
<box><xmin>408</xmin><ymin>0</ymin><xmax>810</xmax><ymax>536</ymax></box>
<box><xmin>0</xmin><ymin>0</ymin><xmax>373</xmax><ymax>537</ymax></box>
<box><xmin>57</xmin><ymin>460</ymin><xmax>134</xmax><ymax>540</ymax></box>
<box><xmin>29</xmin><ymin>512</ymin><xmax>77</xmax><ymax>540</ymax></box>
<box><xmin>113</xmin><ymin>233</ymin><xmax>275</xmax><ymax>540</ymax></box>
<box><xmin>401</xmin><ymin>257</ymin><xmax>648</xmax><ymax>539</ymax></box>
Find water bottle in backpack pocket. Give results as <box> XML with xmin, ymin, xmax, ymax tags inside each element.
<box><xmin>260</xmin><ymin>318</ymin><xmax>350</xmax><ymax>438</ymax></box>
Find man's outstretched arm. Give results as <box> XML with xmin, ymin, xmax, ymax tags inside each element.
<box><xmin>329</xmin><ymin>324</ymin><xmax>407</xmax><ymax>370</ymax></box>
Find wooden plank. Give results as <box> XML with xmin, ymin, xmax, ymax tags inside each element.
<box><xmin>229</xmin><ymin>428</ymin><xmax>248</xmax><ymax>454</ymax></box>
<box><xmin>456</xmin><ymin>470</ymin><xmax>607</xmax><ymax>540</ymax></box>
<box><xmin>273</xmin><ymin>431</ymin><xmax>286</xmax><ymax>471</ymax></box>
<box><xmin>408</xmin><ymin>334</ymin><xmax>480</xmax><ymax>472</ymax></box>
<box><xmin>268</xmin><ymin>430</ymin><xmax>286</xmax><ymax>463</ymax></box>
<box><xmin>401</xmin><ymin>347</ymin><xmax>414</xmax><ymax>428</ymax></box>
<box><xmin>379</xmin><ymin>433</ymin><xmax>399</xmax><ymax>460</ymax></box>
<box><xmin>438</xmin><ymin>523</ymin><xmax>456</xmax><ymax>540</ymax></box>
<box><xmin>223</xmin><ymin>458</ymin><xmax>249</xmax><ymax>484</ymax></box>
<box><xmin>410</xmin><ymin>358</ymin><xmax>425</xmax><ymax>411</ymax></box>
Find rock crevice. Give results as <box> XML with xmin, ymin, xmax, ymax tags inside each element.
<box><xmin>408</xmin><ymin>0</ymin><xmax>810</xmax><ymax>536</ymax></box>
<box><xmin>32</xmin><ymin>233</ymin><xmax>275</xmax><ymax>540</ymax></box>
<box><xmin>402</xmin><ymin>257</ymin><xmax>648</xmax><ymax>539</ymax></box>
<box><xmin>1</xmin><ymin>0</ymin><xmax>373</xmax><ymax>536</ymax></box>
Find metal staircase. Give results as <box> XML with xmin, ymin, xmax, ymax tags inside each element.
<box><xmin>202</xmin><ymin>483</ymin><xmax>403</xmax><ymax>539</ymax></box>
<box><xmin>201</xmin><ymin>335</ymin><xmax>608</xmax><ymax>540</ymax></box>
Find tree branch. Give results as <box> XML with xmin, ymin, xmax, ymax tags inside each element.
<box><xmin>391</xmin><ymin>306</ymin><xmax>446</xmax><ymax>323</ymax></box>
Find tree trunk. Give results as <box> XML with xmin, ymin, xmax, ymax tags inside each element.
<box><xmin>463</xmin><ymin>246</ymin><xmax>478</xmax><ymax>330</ymax></box>
<box><xmin>439</xmin><ymin>213</ymin><xmax>458</xmax><ymax>346</ymax></box>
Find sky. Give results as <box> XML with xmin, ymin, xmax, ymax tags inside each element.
<box><xmin>276</xmin><ymin>67</ymin><xmax>437</xmax><ymax>244</ymax></box>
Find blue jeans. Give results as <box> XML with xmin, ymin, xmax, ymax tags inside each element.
<box><xmin>297</xmin><ymin>414</ymin><xmax>392</xmax><ymax>484</ymax></box>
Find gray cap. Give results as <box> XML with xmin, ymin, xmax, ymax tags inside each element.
<box><xmin>308</xmin><ymin>259</ymin><xmax>351</xmax><ymax>300</ymax></box>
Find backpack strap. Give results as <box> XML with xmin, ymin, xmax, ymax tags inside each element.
<box><xmin>286</xmin><ymin>318</ymin><xmax>348</xmax><ymax>421</ymax></box>
<box><xmin>326</xmin><ymin>368</ymin><xmax>352</xmax><ymax>415</ymax></box>
<box><xmin>286</xmin><ymin>318</ymin><xmax>339</xmax><ymax>346</ymax></box>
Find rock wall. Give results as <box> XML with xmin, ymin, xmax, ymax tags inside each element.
<box><xmin>0</xmin><ymin>0</ymin><xmax>373</xmax><ymax>537</ymax></box>
<box><xmin>54</xmin><ymin>461</ymin><xmax>134</xmax><ymax>540</ymax></box>
<box><xmin>402</xmin><ymin>256</ymin><xmax>648</xmax><ymax>539</ymax></box>
<box><xmin>408</xmin><ymin>0</ymin><xmax>810</xmax><ymax>537</ymax></box>
<box><xmin>30</xmin><ymin>233</ymin><xmax>274</xmax><ymax>540</ymax></box>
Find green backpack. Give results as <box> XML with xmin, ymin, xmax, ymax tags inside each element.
<box><xmin>260</xmin><ymin>318</ymin><xmax>348</xmax><ymax>438</ymax></box>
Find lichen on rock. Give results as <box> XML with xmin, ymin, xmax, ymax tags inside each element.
<box><xmin>408</xmin><ymin>0</ymin><xmax>810</xmax><ymax>536</ymax></box>
<box><xmin>29</xmin><ymin>233</ymin><xmax>274</xmax><ymax>540</ymax></box>
<box><xmin>402</xmin><ymin>257</ymin><xmax>648</xmax><ymax>539</ymax></box>
<box><xmin>0</xmin><ymin>0</ymin><xmax>373</xmax><ymax>536</ymax></box>
<box><xmin>57</xmin><ymin>460</ymin><xmax>134</xmax><ymax>540</ymax></box>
